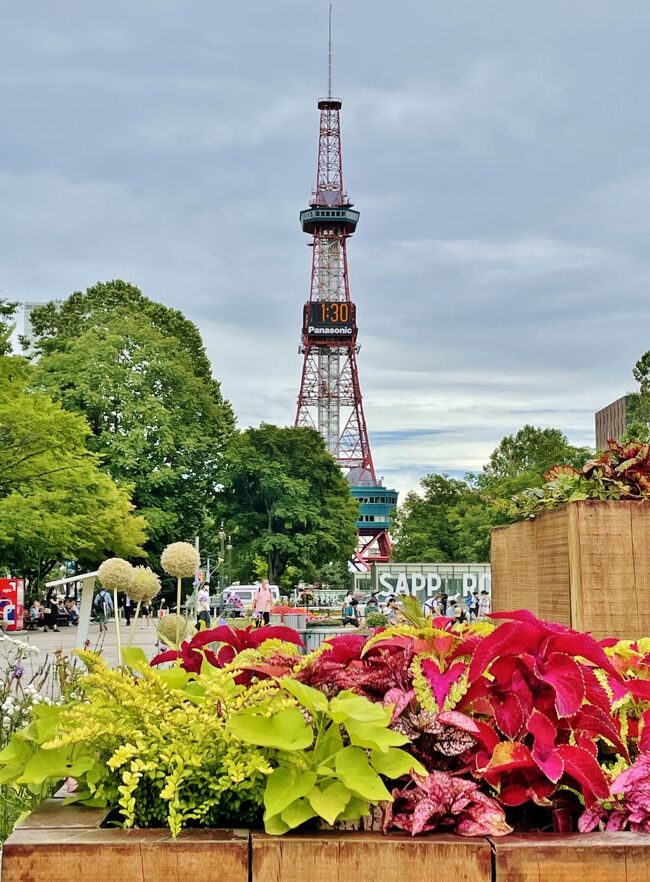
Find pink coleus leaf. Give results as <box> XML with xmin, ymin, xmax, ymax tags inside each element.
<box><xmin>531</xmin><ymin>651</ymin><xmax>585</xmax><ymax>718</ymax></box>
<box><xmin>420</xmin><ymin>659</ymin><xmax>466</xmax><ymax>711</ymax></box>
<box><xmin>437</xmin><ymin>711</ymin><xmax>480</xmax><ymax>734</ymax></box>
<box><xmin>556</xmin><ymin>744</ymin><xmax>610</xmax><ymax>802</ymax></box>
<box><xmin>468</xmin><ymin>621</ymin><xmax>541</xmax><ymax>683</ymax></box>
<box><xmin>383</xmin><ymin>687</ymin><xmax>415</xmax><ymax>721</ymax></box>
<box><xmin>486</xmin><ymin>741</ymin><xmax>536</xmax><ymax>774</ymax></box>
<box><xmin>491</xmin><ymin>692</ymin><xmax>526</xmax><ymax>739</ymax></box>
<box><xmin>571</xmin><ymin>705</ymin><xmax>628</xmax><ymax>760</ymax></box>
<box><xmin>526</xmin><ymin>711</ymin><xmax>564</xmax><ymax>784</ymax></box>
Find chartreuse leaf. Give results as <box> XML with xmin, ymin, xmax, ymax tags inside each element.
<box><xmin>121</xmin><ymin>646</ymin><xmax>148</xmax><ymax>669</ymax></box>
<box><xmin>370</xmin><ymin>747</ymin><xmax>426</xmax><ymax>777</ymax></box>
<box><xmin>334</xmin><ymin>746</ymin><xmax>392</xmax><ymax>802</ymax></box>
<box><xmin>264</xmin><ymin>814</ymin><xmax>290</xmax><ymax>835</ymax></box>
<box><xmin>227</xmin><ymin>707</ymin><xmax>313</xmax><ymax>750</ymax></box>
<box><xmin>264</xmin><ymin>767</ymin><xmax>317</xmax><ymax>818</ymax></box>
<box><xmin>313</xmin><ymin>720</ymin><xmax>344</xmax><ymax>763</ymax></box>
<box><xmin>307</xmin><ymin>782</ymin><xmax>351</xmax><ymax>825</ymax></box>
<box><xmin>345</xmin><ymin>719</ymin><xmax>409</xmax><ymax>752</ymax></box>
<box><xmin>337</xmin><ymin>795</ymin><xmax>370</xmax><ymax>821</ymax></box>
<box><xmin>280</xmin><ymin>798</ymin><xmax>317</xmax><ymax>829</ymax></box>
<box><xmin>281</xmin><ymin>679</ymin><xmax>329</xmax><ymax>716</ymax></box>
<box><xmin>18</xmin><ymin>748</ymin><xmax>96</xmax><ymax>785</ymax></box>
<box><xmin>0</xmin><ymin>734</ymin><xmax>33</xmax><ymax>767</ymax></box>
<box><xmin>329</xmin><ymin>691</ymin><xmax>392</xmax><ymax>725</ymax></box>
<box><xmin>156</xmin><ymin>667</ymin><xmax>190</xmax><ymax>691</ymax></box>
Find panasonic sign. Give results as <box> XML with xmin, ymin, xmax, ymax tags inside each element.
<box><xmin>307</xmin><ymin>326</ymin><xmax>353</xmax><ymax>335</ymax></box>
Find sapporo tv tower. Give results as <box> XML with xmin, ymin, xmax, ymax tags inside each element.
<box><xmin>295</xmin><ymin>7</ymin><xmax>397</xmax><ymax>570</ymax></box>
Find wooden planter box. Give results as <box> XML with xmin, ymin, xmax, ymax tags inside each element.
<box><xmin>491</xmin><ymin>499</ymin><xmax>650</xmax><ymax>638</ymax></box>
<box><xmin>4</xmin><ymin>801</ymin><xmax>650</xmax><ymax>882</ymax></box>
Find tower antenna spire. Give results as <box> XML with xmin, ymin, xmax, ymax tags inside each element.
<box><xmin>328</xmin><ymin>4</ymin><xmax>333</xmax><ymax>98</ymax></box>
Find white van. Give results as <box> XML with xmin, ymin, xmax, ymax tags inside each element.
<box><xmin>217</xmin><ymin>584</ymin><xmax>281</xmax><ymax>615</ymax></box>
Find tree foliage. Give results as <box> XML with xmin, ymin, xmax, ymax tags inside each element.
<box><xmin>0</xmin><ymin>338</ymin><xmax>147</xmax><ymax>584</ymax></box>
<box><xmin>30</xmin><ymin>281</ymin><xmax>235</xmax><ymax>556</ymax></box>
<box><xmin>219</xmin><ymin>424</ymin><xmax>358</xmax><ymax>584</ymax></box>
<box><xmin>393</xmin><ymin>426</ymin><xmax>592</xmax><ymax>563</ymax></box>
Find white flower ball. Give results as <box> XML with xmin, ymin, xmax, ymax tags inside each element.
<box><xmin>160</xmin><ymin>542</ymin><xmax>200</xmax><ymax>578</ymax></box>
<box><xmin>98</xmin><ymin>558</ymin><xmax>135</xmax><ymax>592</ymax></box>
<box><xmin>129</xmin><ymin>566</ymin><xmax>161</xmax><ymax>603</ymax></box>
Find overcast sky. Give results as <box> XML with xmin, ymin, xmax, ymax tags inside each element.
<box><xmin>2</xmin><ymin>1</ymin><xmax>650</xmax><ymax>499</ymax></box>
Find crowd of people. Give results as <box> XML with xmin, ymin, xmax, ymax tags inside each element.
<box><xmin>341</xmin><ymin>587</ymin><xmax>492</xmax><ymax>628</ymax></box>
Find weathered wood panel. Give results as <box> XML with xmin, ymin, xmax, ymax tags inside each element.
<box><xmin>1</xmin><ymin>800</ymin><xmax>249</xmax><ymax>882</ymax></box>
<box><xmin>490</xmin><ymin>832</ymin><xmax>650</xmax><ymax>882</ymax></box>
<box><xmin>251</xmin><ymin>831</ymin><xmax>492</xmax><ymax>882</ymax></box>
<box><xmin>492</xmin><ymin>500</ymin><xmax>650</xmax><ymax>638</ymax></box>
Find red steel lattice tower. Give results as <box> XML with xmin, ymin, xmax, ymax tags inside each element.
<box><xmin>295</xmin><ymin>22</ymin><xmax>396</xmax><ymax>568</ymax></box>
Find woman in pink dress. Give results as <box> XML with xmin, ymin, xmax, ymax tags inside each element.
<box><xmin>252</xmin><ymin>579</ymin><xmax>274</xmax><ymax>627</ymax></box>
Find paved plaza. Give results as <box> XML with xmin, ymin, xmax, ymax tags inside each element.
<box><xmin>1</xmin><ymin>619</ymin><xmax>162</xmax><ymax>672</ymax></box>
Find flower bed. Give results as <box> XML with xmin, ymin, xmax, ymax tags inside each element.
<box><xmin>1</xmin><ymin>610</ymin><xmax>649</xmax><ymax>841</ymax></box>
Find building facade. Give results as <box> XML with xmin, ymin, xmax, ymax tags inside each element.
<box><xmin>595</xmin><ymin>395</ymin><xmax>630</xmax><ymax>450</ymax></box>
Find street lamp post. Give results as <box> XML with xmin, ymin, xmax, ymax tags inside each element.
<box><xmin>218</xmin><ymin>521</ymin><xmax>227</xmax><ymax>591</ymax></box>
<box><xmin>226</xmin><ymin>536</ymin><xmax>233</xmax><ymax>586</ymax></box>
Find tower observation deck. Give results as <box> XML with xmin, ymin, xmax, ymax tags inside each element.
<box><xmin>294</xmin><ymin>40</ymin><xmax>397</xmax><ymax>569</ymax></box>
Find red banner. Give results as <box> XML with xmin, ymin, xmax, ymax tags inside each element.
<box><xmin>0</xmin><ymin>578</ymin><xmax>25</xmax><ymax>631</ymax></box>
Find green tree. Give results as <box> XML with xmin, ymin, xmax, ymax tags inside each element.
<box><xmin>219</xmin><ymin>424</ymin><xmax>358</xmax><ymax>584</ymax></box>
<box><xmin>393</xmin><ymin>426</ymin><xmax>592</xmax><ymax>564</ymax></box>
<box><xmin>30</xmin><ymin>281</ymin><xmax>235</xmax><ymax>557</ymax></box>
<box><xmin>0</xmin><ymin>351</ymin><xmax>147</xmax><ymax>586</ymax></box>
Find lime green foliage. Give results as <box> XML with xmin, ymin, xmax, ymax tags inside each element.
<box><xmin>227</xmin><ymin>679</ymin><xmax>424</xmax><ymax>833</ymax></box>
<box><xmin>0</xmin><ymin>651</ymin><xmax>272</xmax><ymax>835</ymax></box>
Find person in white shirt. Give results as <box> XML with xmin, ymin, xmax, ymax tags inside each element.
<box><xmin>196</xmin><ymin>584</ymin><xmax>211</xmax><ymax>629</ymax></box>
<box><xmin>478</xmin><ymin>590</ymin><xmax>491</xmax><ymax>618</ymax></box>
<box><xmin>423</xmin><ymin>594</ymin><xmax>441</xmax><ymax>617</ymax></box>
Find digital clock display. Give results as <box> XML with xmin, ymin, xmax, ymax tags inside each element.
<box><xmin>304</xmin><ymin>301</ymin><xmax>356</xmax><ymax>338</ymax></box>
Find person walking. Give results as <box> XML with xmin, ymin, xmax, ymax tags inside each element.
<box><xmin>122</xmin><ymin>594</ymin><xmax>134</xmax><ymax>627</ymax></box>
<box><xmin>252</xmin><ymin>579</ymin><xmax>274</xmax><ymax>627</ymax></box>
<box><xmin>42</xmin><ymin>587</ymin><xmax>60</xmax><ymax>632</ymax></box>
<box><xmin>385</xmin><ymin>597</ymin><xmax>399</xmax><ymax>625</ymax></box>
<box><xmin>196</xmin><ymin>584</ymin><xmax>211</xmax><ymax>630</ymax></box>
<box><xmin>93</xmin><ymin>586</ymin><xmax>113</xmax><ymax>632</ymax></box>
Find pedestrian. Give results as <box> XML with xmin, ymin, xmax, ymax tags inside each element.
<box><xmin>42</xmin><ymin>586</ymin><xmax>60</xmax><ymax>632</ymax></box>
<box><xmin>423</xmin><ymin>593</ymin><xmax>441</xmax><ymax>617</ymax></box>
<box><xmin>342</xmin><ymin>597</ymin><xmax>360</xmax><ymax>627</ymax></box>
<box><xmin>365</xmin><ymin>592</ymin><xmax>379</xmax><ymax>612</ymax></box>
<box><xmin>470</xmin><ymin>591</ymin><xmax>480</xmax><ymax>620</ymax></box>
<box><xmin>140</xmin><ymin>602</ymin><xmax>150</xmax><ymax>628</ymax></box>
<box><xmin>252</xmin><ymin>578</ymin><xmax>274</xmax><ymax>627</ymax></box>
<box><xmin>447</xmin><ymin>599</ymin><xmax>466</xmax><ymax>623</ymax></box>
<box><xmin>93</xmin><ymin>586</ymin><xmax>113</xmax><ymax>632</ymax></box>
<box><xmin>439</xmin><ymin>592</ymin><xmax>448</xmax><ymax>615</ymax></box>
<box><xmin>196</xmin><ymin>583</ymin><xmax>211</xmax><ymax>630</ymax></box>
<box><xmin>385</xmin><ymin>597</ymin><xmax>399</xmax><ymax>625</ymax></box>
<box><xmin>478</xmin><ymin>590</ymin><xmax>491</xmax><ymax>619</ymax></box>
<box><xmin>122</xmin><ymin>594</ymin><xmax>134</xmax><ymax>626</ymax></box>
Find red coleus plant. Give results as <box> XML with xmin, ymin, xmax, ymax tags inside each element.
<box><xmin>150</xmin><ymin>625</ymin><xmax>303</xmax><ymax>678</ymax></box>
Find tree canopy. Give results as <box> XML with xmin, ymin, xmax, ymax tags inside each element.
<box><xmin>30</xmin><ymin>281</ymin><xmax>235</xmax><ymax>557</ymax></box>
<box><xmin>393</xmin><ymin>425</ymin><xmax>593</xmax><ymax>563</ymax></box>
<box><xmin>0</xmin><ymin>310</ymin><xmax>147</xmax><ymax>585</ymax></box>
<box><xmin>219</xmin><ymin>424</ymin><xmax>358</xmax><ymax>584</ymax></box>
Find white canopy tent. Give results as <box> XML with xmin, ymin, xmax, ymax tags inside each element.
<box><xmin>45</xmin><ymin>571</ymin><xmax>98</xmax><ymax>648</ymax></box>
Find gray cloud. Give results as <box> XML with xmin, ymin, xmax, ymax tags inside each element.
<box><xmin>2</xmin><ymin>0</ymin><xmax>650</xmax><ymax>501</ymax></box>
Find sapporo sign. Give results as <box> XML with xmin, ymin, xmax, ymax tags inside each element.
<box><xmin>376</xmin><ymin>570</ymin><xmax>491</xmax><ymax>598</ymax></box>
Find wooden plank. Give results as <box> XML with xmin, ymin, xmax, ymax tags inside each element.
<box><xmin>630</xmin><ymin>500</ymin><xmax>650</xmax><ymax>637</ymax></box>
<box><xmin>574</xmin><ymin>501</ymin><xmax>637</xmax><ymax>639</ymax></box>
<box><xmin>490</xmin><ymin>832</ymin><xmax>650</xmax><ymax>882</ymax></box>
<box><xmin>536</xmin><ymin>507</ymin><xmax>570</xmax><ymax>626</ymax></box>
<box><xmin>251</xmin><ymin>831</ymin><xmax>492</xmax><ymax>882</ymax></box>
<box><xmin>2</xmin><ymin>824</ymin><xmax>249</xmax><ymax>882</ymax></box>
<box><xmin>567</xmin><ymin>501</ymin><xmax>583</xmax><ymax>631</ymax></box>
<box><xmin>15</xmin><ymin>797</ymin><xmax>110</xmax><ymax>829</ymax></box>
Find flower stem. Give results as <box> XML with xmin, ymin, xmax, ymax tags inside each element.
<box><xmin>176</xmin><ymin>576</ymin><xmax>182</xmax><ymax>645</ymax></box>
<box><xmin>113</xmin><ymin>588</ymin><xmax>122</xmax><ymax>664</ymax></box>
